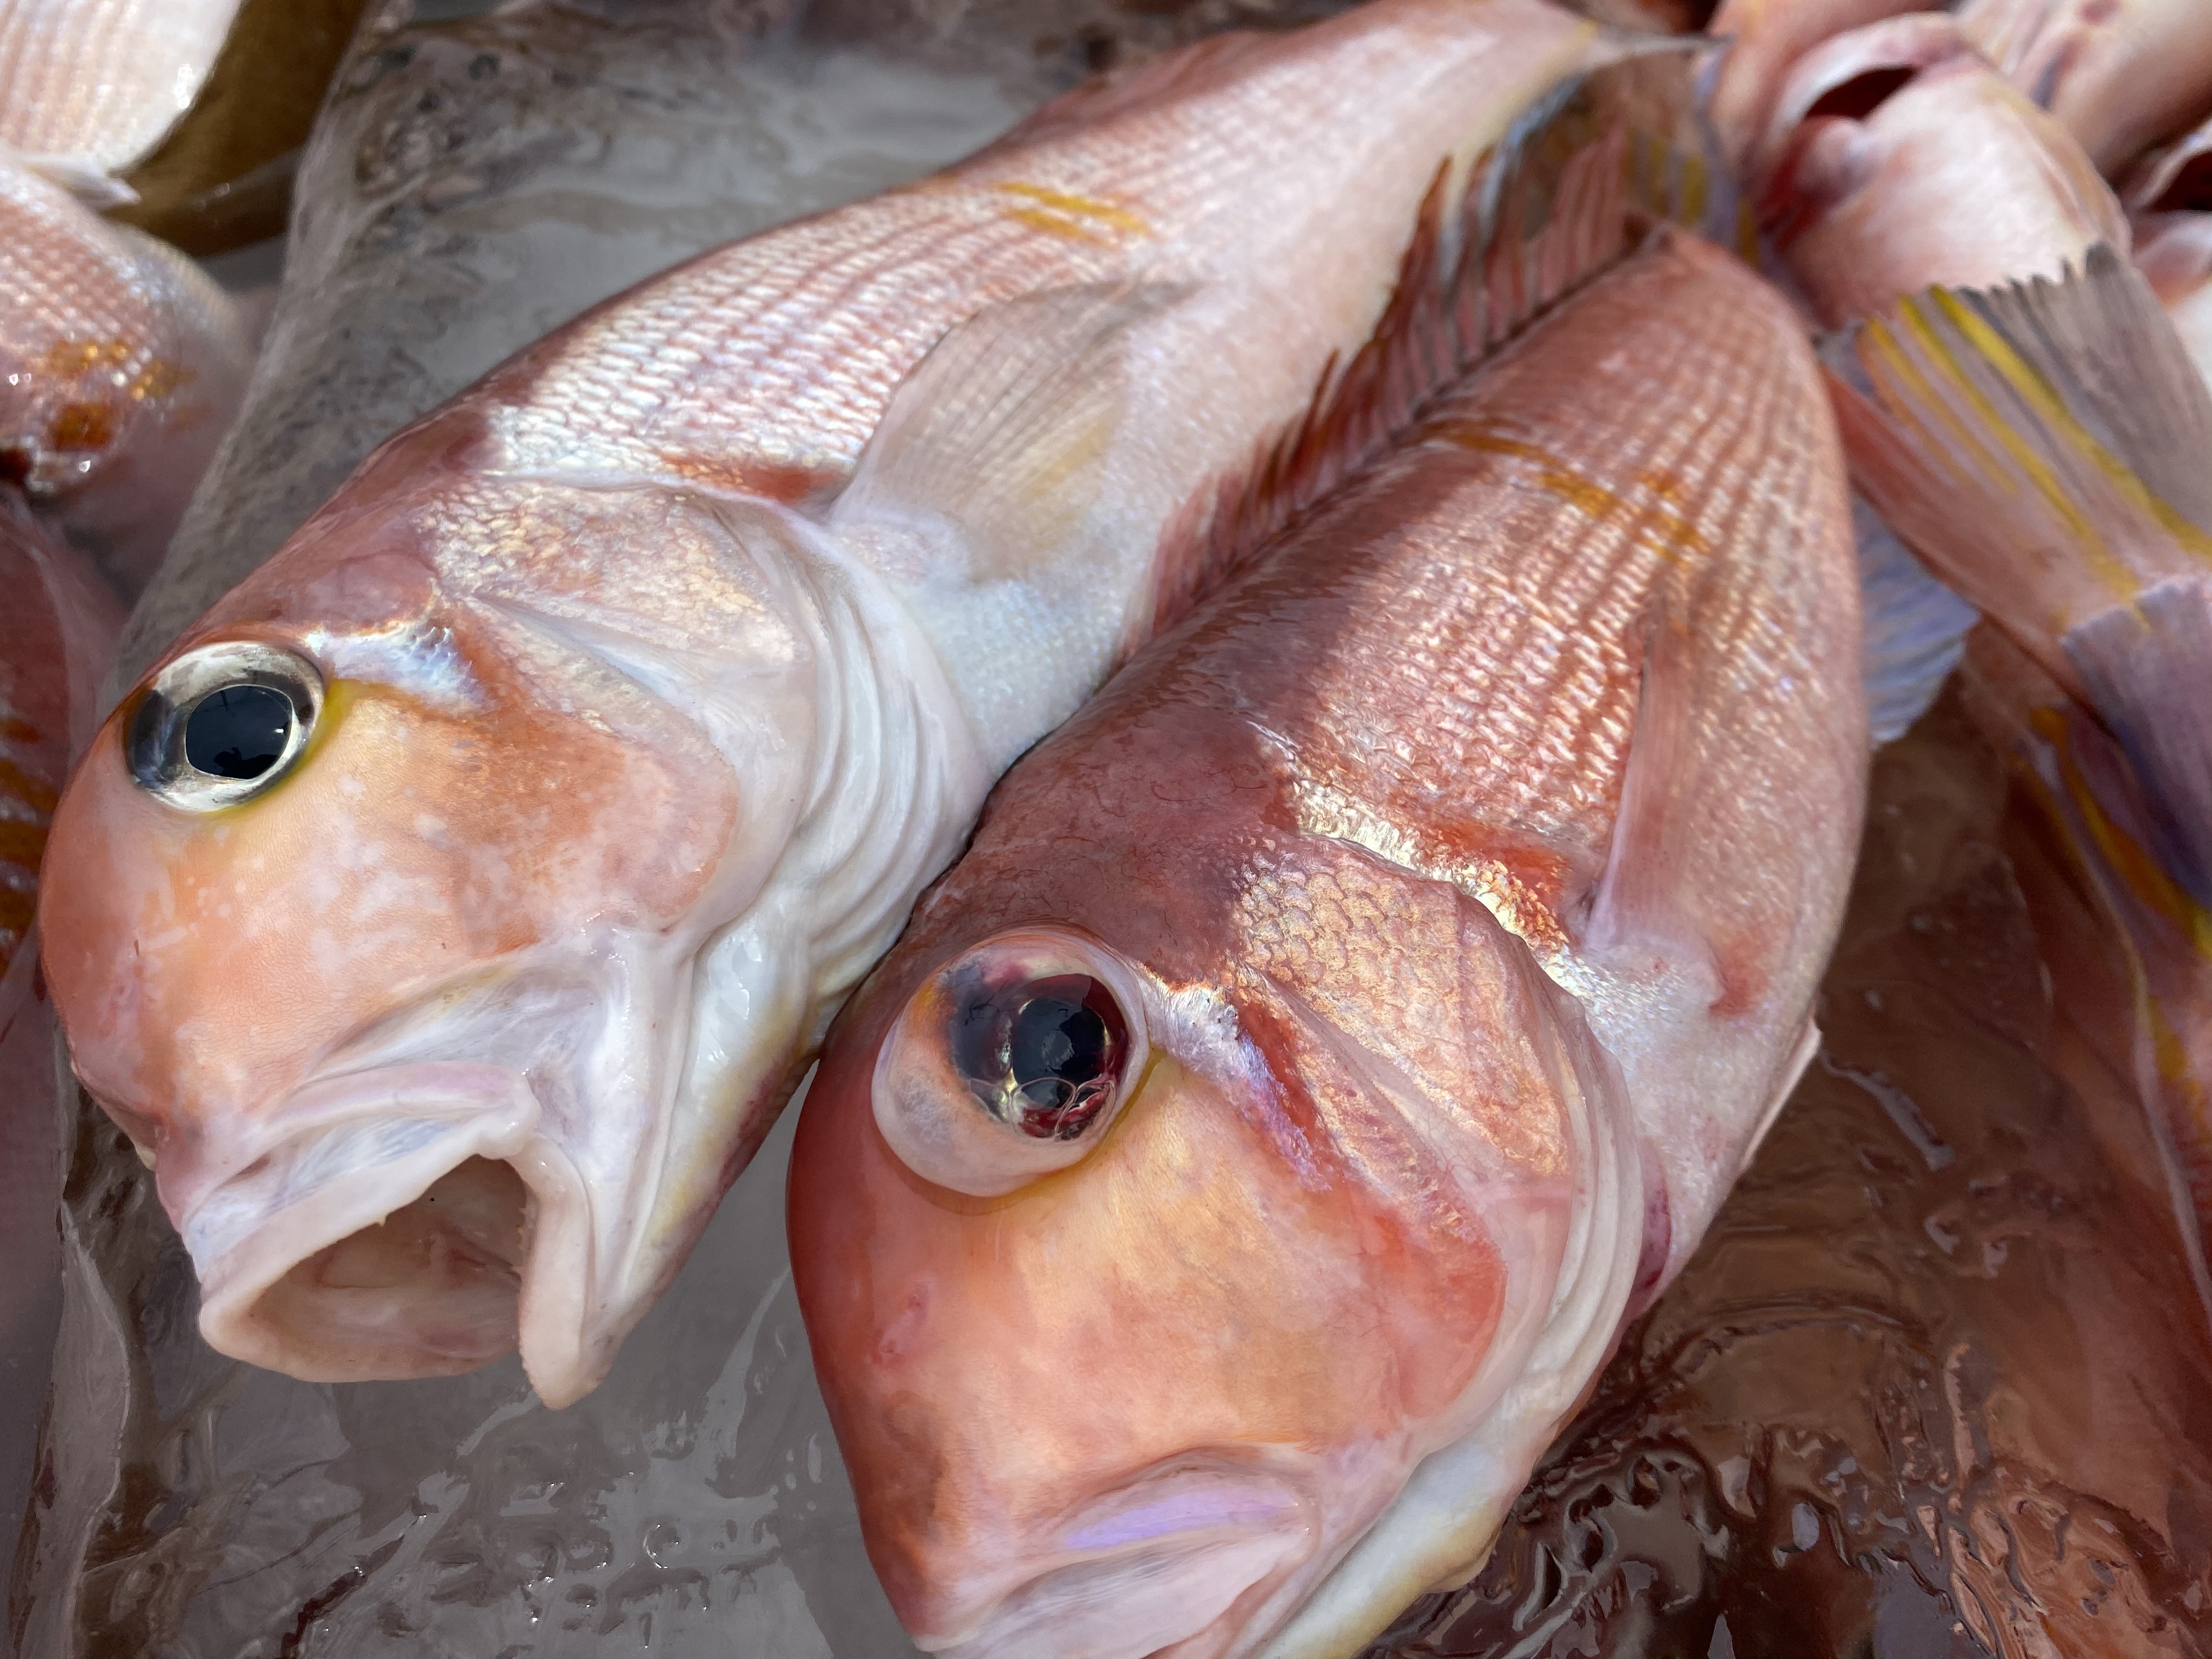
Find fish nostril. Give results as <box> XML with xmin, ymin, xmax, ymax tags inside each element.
<box><xmin>1803</xmin><ymin>64</ymin><xmax>1918</xmax><ymax>123</ymax></box>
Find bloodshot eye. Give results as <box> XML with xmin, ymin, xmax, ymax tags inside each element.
<box><xmin>126</xmin><ymin>641</ymin><xmax>323</xmax><ymax>811</ymax></box>
<box><xmin>872</xmin><ymin>930</ymin><xmax>1150</xmax><ymax>1197</ymax></box>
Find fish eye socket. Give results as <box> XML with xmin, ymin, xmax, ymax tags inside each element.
<box><xmin>950</xmin><ymin>972</ymin><xmax>1130</xmax><ymax>1141</ymax></box>
<box><xmin>872</xmin><ymin>931</ymin><xmax>1150</xmax><ymax>1197</ymax></box>
<box><xmin>127</xmin><ymin>642</ymin><xmax>323</xmax><ymax>811</ymax></box>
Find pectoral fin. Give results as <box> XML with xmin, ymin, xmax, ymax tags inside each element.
<box><xmin>830</xmin><ymin>282</ymin><xmax>1188</xmax><ymax>584</ymax></box>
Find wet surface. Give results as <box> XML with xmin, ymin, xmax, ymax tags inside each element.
<box><xmin>1366</xmin><ymin>691</ymin><xmax>2212</xmax><ymax>1659</ymax></box>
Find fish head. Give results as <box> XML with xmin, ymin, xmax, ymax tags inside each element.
<box><xmin>40</xmin><ymin>422</ymin><xmax>851</xmax><ymax>1403</ymax></box>
<box><xmin>791</xmin><ymin>743</ymin><xmax>1643</xmax><ymax>1659</ymax></box>
<box><xmin>1750</xmin><ymin>13</ymin><xmax>2126</xmax><ymax>326</ymax></box>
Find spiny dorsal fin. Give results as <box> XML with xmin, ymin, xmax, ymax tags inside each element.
<box><xmin>1150</xmin><ymin>39</ymin><xmax>1735</xmax><ymax>636</ymax></box>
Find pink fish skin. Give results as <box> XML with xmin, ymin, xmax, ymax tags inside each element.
<box><xmin>1957</xmin><ymin>0</ymin><xmax>2212</xmax><ymax>177</ymax></box>
<box><xmin>0</xmin><ymin>158</ymin><xmax>250</xmax><ymax>594</ymax></box>
<box><xmin>1751</xmin><ymin>12</ymin><xmax>2123</xmax><ymax>328</ymax></box>
<box><xmin>789</xmin><ymin>232</ymin><xmax>1862</xmax><ymax>1659</ymax></box>
<box><xmin>36</xmin><ymin>0</ymin><xmax>1622</xmax><ymax>1409</ymax></box>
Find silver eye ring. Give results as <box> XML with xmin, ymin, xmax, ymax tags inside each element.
<box><xmin>126</xmin><ymin>641</ymin><xmax>324</xmax><ymax>811</ymax></box>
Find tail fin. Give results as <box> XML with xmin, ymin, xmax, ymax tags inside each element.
<box><xmin>1150</xmin><ymin>39</ymin><xmax>1736</xmax><ymax>633</ymax></box>
<box><xmin>1826</xmin><ymin>251</ymin><xmax>2212</xmax><ymax>901</ymax></box>
<box><xmin>1964</xmin><ymin>630</ymin><xmax>2212</xmax><ymax>1271</ymax></box>
<box><xmin>1819</xmin><ymin>247</ymin><xmax>2212</xmax><ymax>676</ymax></box>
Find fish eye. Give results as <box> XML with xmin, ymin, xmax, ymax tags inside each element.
<box><xmin>126</xmin><ymin>641</ymin><xmax>323</xmax><ymax>811</ymax></box>
<box><xmin>873</xmin><ymin>930</ymin><xmax>1149</xmax><ymax>1197</ymax></box>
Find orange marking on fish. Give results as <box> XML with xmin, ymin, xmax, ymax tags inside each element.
<box><xmin>0</xmin><ymin>758</ymin><xmax>59</xmax><ymax>816</ymax></box>
<box><xmin>663</xmin><ymin>455</ymin><xmax>845</xmax><ymax>504</ymax></box>
<box><xmin>0</xmin><ymin>715</ymin><xmax>38</xmax><ymax>744</ymax></box>
<box><xmin>41</xmin><ymin>337</ymin><xmax>133</xmax><ymax>376</ymax></box>
<box><xmin>993</xmin><ymin>182</ymin><xmax>1149</xmax><ymax>245</ymax></box>
<box><xmin>128</xmin><ymin>359</ymin><xmax>190</xmax><ymax>402</ymax></box>
<box><xmin>1428</xmin><ymin>418</ymin><xmax>1714</xmax><ymax>563</ymax></box>
<box><xmin>0</xmin><ymin>820</ymin><xmax>47</xmax><ymax>870</ymax></box>
<box><xmin>49</xmin><ymin>402</ymin><xmax>115</xmax><ymax>452</ymax></box>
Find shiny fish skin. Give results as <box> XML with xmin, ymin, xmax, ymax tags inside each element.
<box><xmin>0</xmin><ymin>159</ymin><xmax>250</xmax><ymax>595</ymax></box>
<box><xmin>1750</xmin><ymin>12</ymin><xmax>2124</xmax><ymax>329</ymax></box>
<box><xmin>789</xmin><ymin>233</ymin><xmax>1863</xmax><ymax>1659</ymax></box>
<box><xmin>1957</xmin><ymin>0</ymin><xmax>2212</xmax><ymax>177</ymax></box>
<box><xmin>0</xmin><ymin>0</ymin><xmax>244</xmax><ymax>191</ymax></box>
<box><xmin>37</xmin><ymin>0</ymin><xmax>1616</xmax><ymax>1410</ymax></box>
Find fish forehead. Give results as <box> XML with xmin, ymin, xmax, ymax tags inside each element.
<box><xmin>461</xmin><ymin>0</ymin><xmax>1594</xmax><ymax>496</ymax></box>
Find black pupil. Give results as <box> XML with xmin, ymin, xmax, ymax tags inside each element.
<box><xmin>952</xmin><ymin>972</ymin><xmax>1127</xmax><ymax>1141</ymax></box>
<box><xmin>184</xmin><ymin>685</ymin><xmax>295</xmax><ymax>781</ymax></box>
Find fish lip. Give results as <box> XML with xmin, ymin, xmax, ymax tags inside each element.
<box><xmin>908</xmin><ymin>1460</ymin><xmax>1317</xmax><ymax>1659</ymax></box>
<box><xmin>176</xmin><ymin>1060</ymin><xmax>600</xmax><ymax>1404</ymax></box>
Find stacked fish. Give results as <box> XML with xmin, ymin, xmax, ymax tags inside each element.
<box><xmin>9</xmin><ymin>0</ymin><xmax>2212</xmax><ymax>1655</ymax></box>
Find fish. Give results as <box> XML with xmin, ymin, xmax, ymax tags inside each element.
<box><xmin>0</xmin><ymin>0</ymin><xmax>246</xmax><ymax>203</ymax></box>
<box><xmin>1373</xmin><ymin>686</ymin><xmax>2212</xmax><ymax>1659</ymax></box>
<box><xmin>0</xmin><ymin>157</ymin><xmax>251</xmax><ymax>596</ymax></box>
<box><xmin>1956</xmin><ymin>0</ymin><xmax>2212</xmax><ymax>177</ymax></box>
<box><xmin>1749</xmin><ymin>12</ymin><xmax>2124</xmax><ymax>329</ymax></box>
<box><xmin>2127</xmin><ymin>118</ymin><xmax>2212</xmax><ymax>394</ymax></box>
<box><xmin>0</xmin><ymin>501</ymin><xmax>122</xmax><ymax>1613</ymax></box>
<box><xmin>787</xmin><ymin>226</ymin><xmax>1864</xmax><ymax>1659</ymax></box>
<box><xmin>37</xmin><ymin>0</ymin><xmax>1642</xmax><ymax>1413</ymax></box>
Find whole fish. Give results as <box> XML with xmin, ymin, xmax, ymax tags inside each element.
<box><xmin>1750</xmin><ymin>12</ymin><xmax>2123</xmax><ymax>328</ymax></box>
<box><xmin>0</xmin><ymin>158</ymin><xmax>251</xmax><ymax>595</ymax></box>
<box><xmin>0</xmin><ymin>0</ymin><xmax>245</xmax><ymax>202</ymax></box>
<box><xmin>1956</xmin><ymin>0</ymin><xmax>2212</xmax><ymax>177</ymax></box>
<box><xmin>1374</xmin><ymin>687</ymin><xmax>2212</xmax><ymax>1659</ymax></box>
<box><xmin>788</xmin><ymin>229</ymin><xmax>1863</xmax><ymax>1659</ymax></box>
<box><xmin>38</xmin><ymin>0</ymin><xmax>1632</xmax><ymax>1412</ymax></box>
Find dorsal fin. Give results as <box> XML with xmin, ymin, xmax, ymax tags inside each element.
<box><xmin>1147</xmin><ymin>40</ymin><xmax>1734</xmax><ymax>637</ymax></box>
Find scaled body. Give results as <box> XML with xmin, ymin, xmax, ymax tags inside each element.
<box><xmin>791</xmin><ymin>232</ymin><xmax>1863</xmax><ymax>1659</ymax></box>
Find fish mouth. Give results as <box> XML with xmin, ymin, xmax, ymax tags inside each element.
<box><xmin>915</xmin><ymin>1463</ymin><xmax>1317</xmax><ymax>1659</ymax></box>
<box><xmin>176</xmin><ymin>1060</ymin><xmax>597</xmax><ymax>1404</ymax></box>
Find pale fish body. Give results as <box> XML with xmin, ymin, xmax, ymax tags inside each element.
<box><xmin>1957</xmin><ymin>0</ymin><xmax>2212</xmax><ymax>176</ymax></box>
<box><xmin>0</xmin><ymin>158</ymin><xmax>250</xmax><ymax>594</ymax></box>
<box><xmin>1751</xmin><ymin>13</ymin><xmax>2123</xmax><ymax>328</ymax></box>
<box><xmin>789</xmin><ymin>232</ymin><xmax>1864</xmax><ymax>1659</ymax></box>
<box><xmin>37</xmin><ymin>0</ymin><xmax>1621</xmax><ymax>1409</ymax></box>
<box><xmin>0</xmin><ymin>0</ymin><xmax>244</xmax><ymax>199</ymax></box>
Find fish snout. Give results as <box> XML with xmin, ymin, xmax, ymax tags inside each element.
<box><xmin>909</xmin><ymin>1462</ymin><xmax>1319</xmax><ymax>1659</ymax></box>
<box><xmin>172</xmin><ymin>1059</ymin><xmax>599</xmax><ymax>1401</ymax></box>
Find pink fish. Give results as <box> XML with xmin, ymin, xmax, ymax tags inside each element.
<box><xmin>36</xmin><ymin>0</ymin><xmax>1648</xmax><ymax>1408</ymax></box>
<box><xmin>1751</xmin><ymin>12</ymin><xmax>2123</xmax><ymax>328</ymax></box>
<box><xmin>1957</xmin><ymin>0</ymin><xmax>2212</xmax><ymax>176</ymax></box>
<box><xmin>789</xmin><ymin>229</ymin><xmax>1863</xmax><ymax>1659</ymax></box>
<box><xmin>0</xmin><ymin>157</ymin><xmax>250</xmax><ymax>593</ymax></box>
